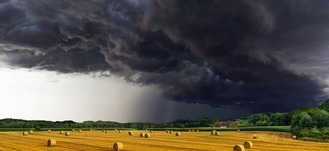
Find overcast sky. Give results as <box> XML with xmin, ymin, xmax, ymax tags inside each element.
<box><xmin>1</xmin><ymin>0</ymin><xmax>329</xmax><ymax>123</ymax></box>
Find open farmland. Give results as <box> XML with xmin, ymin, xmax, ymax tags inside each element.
<box><xmin>0</xmin><ymin>130</ymin><xmax>328</xmax><ymax>151</ymax></box>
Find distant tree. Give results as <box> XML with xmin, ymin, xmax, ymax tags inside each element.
<box><xmin>319</xmin><ymin>99</ymin><xmax>329</xmax><ymax>112</ymax></box>
<box><xmin>248</xmin><ymin>113</ymin><xmax>270</xmax><ymax>126</ymax></box>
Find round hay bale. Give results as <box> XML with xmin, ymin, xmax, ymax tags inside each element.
<box><xmin>78</xmin><ymin>130</ymin><xmax>82</xmax><ymax>133</ymax></box>
<box><xmin>140</xmin><ymin>133</ymin><xmax>145</xmax><ymax>137</ymax></box>
<box><xmin>196</xmin><ymin>130</ymin><xmax>199</xmax><ymax>132</ymax></box>
<box><xmin>150</xmin><ymin>130</ymin><xmax>153</xmax><ymax>133</ymax></box>
<box><xmin>105</xmin><ymin>130</ymin><xmax>109</xmax><ymax>133</ymax></box>
<box><xmin>233</xmin><ymin>144</ymin><xmax>245</xmax><ymax>151</ymax></box>
<box><xmin>65</xmin><ymin>132</ymin><xmax>70</xmax><ymax>136</ymax></box>
<box><xmin>292</xmin><ymin>135</ymin><xmax>297</xmax><ymax>139</ymax></box>
<box><xmin>192</xmin><ymin>130</ymin><xmax>195</xmax><ymax>132</ymax></box>
<box><xmin>169</xmin><ymin>130</ymin><xmax>173</xmax><ymax>134</ymax></box>
<box><xmin>115</xmin><ymin>129</ymin><xmax>117</xmax><ymax>131</ymax></box>
<box><xmin>29</xmin><ymin>130</ymin><xmax>33</xmax><ymax>134</ymax></box>
<box><xmin>237</xmin><ymin>129</ymin><xmax>240</xmax><ymax>132</ymax></box>
<box><xmin>175</xmin><ymin>132</ymin><xmax>180</xmax><ymax>136</ymax></box>
<box><xmin>60</xmin><ymin>131</ymin><xmax>64</xmax><ymax>134</ymax></box>
<box><xmin>215</xmin><ymin>132</ymin><xmax>219</xmax><ymax>136</ymax></box>
<box><xmin>145</xmin><ymin>133</ymin><xmax>150</xmax><ymax>138</ymax></box>
<box><xmin>118</xmin><ymin>130</ymin><xmax>121</xmax><ymax>133</ymax></box>
<box><xmin>23</xmin><ymin>131</ymin><xmax>28</xmax><ymax>135</ymax></box>
<box><xmin>90</xmin><ymin>129</ymin><xmax>93</xmax><ymax>131</ymax></box>
<box><xmin>128</xmin><ymin>131</ymin><xmax>133</xmax><ymax>136</ymax></box>
<box><xmin>113</xmin><ymin>142</ymin><xmax>123</xmax><ymax>151</ymax></box>
<box><xmin>211</xmin><ymin>131</ymin><xmax>215</xmax><ymax>135</ymax></box>
<box><xmin>72</xmin><ymin>129</ymin><xmax>75</xmax><ymax>132</ymax></box>
<box><xmin>102</xmin><ymin>130</ymin><xmax>105</xmax><ymax>132</ymax></box>
<box><xmin>166</xmin><ymin>130</ymin><xmax>169</xmax><ymax>133</ymax></box>
<box><xmin>47</xmin><ymin>139</ymin><xmax>56</xmax><ymax>147</ymax></box>
<box><xmin>188</xmin><ymin>130</ymin><xmax>191</xmax><ymax>132</ymax></box>
<box><xmin>253</xmin><ymin>134</ymin><xmax>257</xmax><ymax>139</ymax></box>
<box><xmin>243</xmin><ymin>141</ymin><xmax>253</xmax><ymax>149</ymax></box>
<box><xmin>48</xmin><ymin>130</ymin><xmax>51</xmax><ymax>133</ymax></box>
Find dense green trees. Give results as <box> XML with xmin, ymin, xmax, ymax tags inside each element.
<box><xmin>290</xmin><ymin>107</ymin><xmax>329</xmax><ymax>140</ymax></box>
<box><xmin>244</xmin><ymin>112</ymin><xmax>291</xmax><ymax>126</ymax></box>
<box><xmin>0</xmin><ymin>118</ymin><xmax>219</xmax><ymax>130</ymax></box>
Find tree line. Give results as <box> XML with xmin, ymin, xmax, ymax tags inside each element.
<box><xmin>1</xmin><ymin>100</ymin><xmax>328</xmax><ymax>140</ymax></box>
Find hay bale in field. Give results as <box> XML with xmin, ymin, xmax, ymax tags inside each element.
<box><xmin>192</xmin><ymin>130</ymin><xmax>195</xmax><ymax>132</ymax></box>
<box><xmin>175</xmin><ymin>132</ymin><xmax>180</xmax><ymax>136</ymax></box>
<box><xmin>118</xmin><ymin>130</ymin><xmax>121</xmax><ymax>133</ymax></box>
<box><xmin>169</xmin><ymin>130</ymin><xmax>173</xmax><ymax>134</ymax></box>
<box><xmin>188</xmin><ymin>130</ymin><xmax>191</xmax><ymax>132</ymax></box>
<box><xmin>47</xmin><ymin>139</ymin><xmax>56</xmax><ymax>147</ymax></box>
<box><xmin>72</xmin><ymin>129</ymin><xmax>75</xmax><ymax>132</ymax></box>
<box><xmin>128</xmin><ymin>131</ymin><xmax>133</xmax><ymax>136</ymax></box>
<box><xmin>215</xmin><ymin>132</ymin><xmax>219</xmax><ymax>136</ymax></box>
<box><xmin>237</xmin><ymin>129</ymin><xmax>240</xmax><ymax>132</ymax></box>
<box><xmin>65</xmin><ymin>132</ymin><xmax>70</xmax><ymax>136</ymax></box>
<box><xmin>102</xmin><ymin>130</ymin><xmax>105</xmax><ymax>132</ymax></box>
<box><xmin>23</xmin><ymin>131</ymin><xmax>28</xmax><ymax>135</ymax></box>
<box><xmin>145</xmin><ymin>133</ymin><xmax>150</xmax><ymax>138</ymax></box>
<box><xmin>253</xmin><ymin>134</ymin><xmax>257</xmax><ymax>139</ymax></box>
<box><xmin>211</xmin><ymin>131</ymin><xmax>215</xmax><ymax>135</ymax></box>
<box><xmin>48</xmin><ymin>130</ymin><xmax>51</xmax><ymax>133</ymax></box>
<box><xmin>78</xmin><ymin>130</ymin><xmax>82</xmax><ymax>133</ymax></box>
<box><xmin>292</xmin><ymin>135</ymin><xmax>297</xmax><ymax>139</ymax></box>
<box><xmin>243</xmin><ymin>141</ymin><xmax>253</xmax><ymax>149</ymax></box>
<box><xmin>105</xmin><ymin>130</ymin><xmax>109</xmax><ymax>133</ymax></box>
<box><xmin>115</xmin><ymin>129</ymin><xmax>117</xmax><ymax>131</ymax></box>
<box><xmin>90</xmin><ymin>129</ymin><xmax>93</xmax><ymax>131</ymax></box>
<box><xmin>233</xmin><ymin>144</ymin><xmax>245</xmax><ymax>151</ymax></box>
<box><xmin>29</xmin><ymin>130</ymin><xmax>33</xmax><ymax>134</ymax></box>
<box><xmin>150</xmin><ymin>130</ymin><xmax>153</xmax><ymax>133</ymax></box>
<box><xmin>166</xmin><ymin>130</ymin><xmax>169</xmax><ymax>133</ymax></box>
<box><xmin>113</xmin><ymin>142</ymin><xmax>123</xmax><ymax>151</ymax></box>
<box><xmin>140</xmin><ymin>133</ymin><xmax>145</xmax><ymax>137</ymax></box>
<box><xmin>196</xmin><ymin>130</ymin><xmax>199</xmax><ymax>132</ymax></box>
<box><xmin>60</xmin><ymin>131</ymin><xmax>64</xmax><ymax>134</ymax></box>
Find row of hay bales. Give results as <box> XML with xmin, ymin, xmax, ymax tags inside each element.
<box><xmin>139</xmin><ymin>133</ymin><xmax>151</xmax><ymax>138</ymax></box>
<box><xmin>188</xmin><ymin>129</ymin><xmax>199</xmax><ymax>132</ymax></box>
<box><xmin>210</xmin><ymin>130</ymin><xmax>220</xmax><ymax>136</ymax></box>
<box><xmin>233</xmin><ymin>141</ymin><xmax>253</xmax><ymax>151</ymax></box>
<box><xmin>165</xmin><ymin>130</ymin><xmax>181</xmax><ymax>136</ymax></box>
<box><xmin>22</xmin><ymin>130</ymin><xmax>33</xmax><ymax>135</ymax></box>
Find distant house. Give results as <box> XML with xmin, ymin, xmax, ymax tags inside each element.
<box><xmin>219</xmin><ymin>121</ymin><xmax>239</xmax><ymax>128</ymax></box>
<box><xmin>219</xmin><ymin>121</ymin><xmax>227</xmax><ymax>128</ymax></box>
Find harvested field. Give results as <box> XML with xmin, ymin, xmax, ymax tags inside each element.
<box><xmin>0</xmin><ymin>131</ymin><xmax>328</xmax><ymax>151</ymax></box>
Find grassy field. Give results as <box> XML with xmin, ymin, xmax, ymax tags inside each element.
<box><xmin>0</xmin><ymin>130</ymin><xmax>328</xmax><ymax>151</ymax></box>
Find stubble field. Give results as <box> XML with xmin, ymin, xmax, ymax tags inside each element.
<box><xmin>0</xmin><ymin>130</ymin><xmax>328</xmax><ymax>151</ymax></box>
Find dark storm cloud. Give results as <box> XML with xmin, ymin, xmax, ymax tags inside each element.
<box><xmin>0</xmin><ymin>0</ymin><xmax>328</xmax><ymax>112</ymax></box>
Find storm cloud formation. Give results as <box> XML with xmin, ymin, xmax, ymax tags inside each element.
<box><xmin>1</xmin><ymin>0</ymin><xmax>329</xmax><ymax>113</ymax></box>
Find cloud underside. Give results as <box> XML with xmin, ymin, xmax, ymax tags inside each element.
<box><xmin>0</xmin><ymin>0</ymin><xmax>329</xmax><ymax>112</ymax></box>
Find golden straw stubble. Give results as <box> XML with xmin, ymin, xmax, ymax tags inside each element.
<box><xmin>47</xmin><ymin>139</ymin><xmax>56</xmax><ymax>147</ymax></box>
<box><xmin>113</xmin><ymin>142</ymin><xmax>123</xmax><ymax>151</ymax></box>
